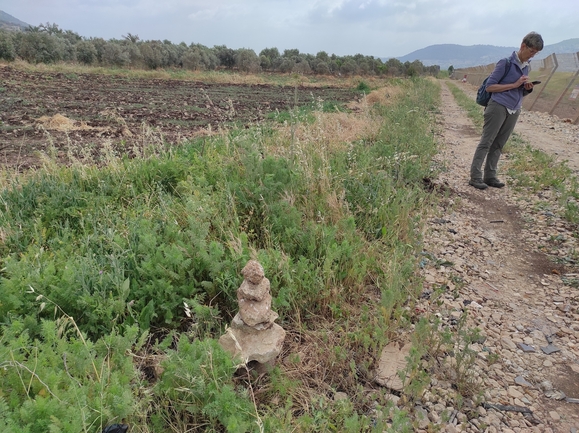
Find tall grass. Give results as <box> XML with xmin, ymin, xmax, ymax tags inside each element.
<box><xmin>0</xmin><ymin>76</ymin><xmax>441</xmax><ymax>432</ymax></box>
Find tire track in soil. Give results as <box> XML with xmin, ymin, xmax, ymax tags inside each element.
<box><xmin>418</xmin><ymin>81</ymin><xmax>579</xmax><ymax>432</ymax></box>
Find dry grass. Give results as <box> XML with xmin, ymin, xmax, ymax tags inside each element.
<box><xmin>35</xmin><ymin>114</ymin><xmax>96</xmax><ymax>132</ymax></box>
<box><xmin>253</xmin><ymin>327</ymin><xmax>353</xmax><ymax>412</ymax></box>
<box><xmin>362</xmin><ymin>85</ymin><xmax>404</xmax><ymax>106</ymax></box>
<box><xmin>0</xmin><ymin>59</ymin><xmax>394</xmax><ymax>89</ymax></box>
<box><xmin>34</xmin><ymin>113</ymin><xmax>134</xmax><ymax>146</ymax></box>
<box><xmin>274</xmin><ymin>83</ymin><xmax>403</xmax><ymax>154</ymax></box>
<box><xmin>254</xmin><ymin>82</ymin><xmax>404</xmax><ymax>225</ymax></box>
<box><xmin>296</xmin><ymin>111</ymin><xmax>379</xmax><ymax>147</ymax></box>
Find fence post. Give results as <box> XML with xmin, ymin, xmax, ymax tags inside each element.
<box><xmin>549</xmin><ymin>52</ymin><xmax>579</xmax><ymax>116</ymax></box>
<box><xmin>528</xmin><ymin>53</ymin><xmax>558</xmax><ymax>111</ymax></box>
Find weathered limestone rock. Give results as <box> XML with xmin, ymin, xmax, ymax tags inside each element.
<box><xmin>241</xmin><ymin>260</ymin><xmax>265</xmax><ymax>285</ymax></box>
<box><xmin>219</xmin><ymin>320</ymin><xmax>286</xmax><ymax>364</ymax></box>
<box><xmin>238</xmin><ymin>294</ymin><xmax>278</xmax><ymax>327</ymax></box>
<box><xmin>219</xmin><ymin>260</ymin><xmax>286</xmax><ymax>368</ymax></box>
<box><xmin>238</xmin><ymin>278</ymin><xmax>270</xmax><ymax>302</ymax></box>
<box><xmin>375</xmin><ymin>341</ymin><xmax>412</xmax><ymax>391</ymax></box>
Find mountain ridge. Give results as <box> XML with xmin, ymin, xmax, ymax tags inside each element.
<box><xmin>391</xmin><ymin>39</ymin><xmax>579</xmax><ymax>69</ymax></box>
<box><xmin>0</xmin><ymin>10</ymin><xmax>30</xmax><ymax>31</ymax></box>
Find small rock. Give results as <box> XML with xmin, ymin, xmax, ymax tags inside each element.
<box><xmin>540</xmin><ymin>344</ymin><xmax>561</xmax><ymax>355</ymax></box>
<box><xmin>514</xmin><ymin>376</ymin><xmax>534</xmax><ymax>388</ymax></box>
<box><xmin>241</xmin><ymin>260</ymin><xmax>265</xmax><ymax>284</ymax></box>
<box><xmin>508</xmin><ymin>386</ymin><xmax>524</xmax><ymax>399</ymax></box>
<box><xmin>501</xmin><ymin>337</ymin><xmax>517</xmax><ymax>351</ymax></box>
<box><xmin>415</xmin><ymin>406</ymin><xmax>429</xmax><ymax>429</ymax></box>
<box><xmin>375</xmin><ymin>342</ymin><xmax>412</xmax><ymax>391</ymax></box>
<box><xmin>517</xmin><ymin>343</ymin><xmax>536</xmax><ymax>352</ymax></box>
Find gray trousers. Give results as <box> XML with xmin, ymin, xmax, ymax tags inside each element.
<box><xmin>470</xmin><ymin>99</ymin><xmax>520</xmax><ymax>181</ymax></box>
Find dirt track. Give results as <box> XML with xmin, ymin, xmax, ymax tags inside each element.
<box><xmin>416</xmin><ymin>81</ymin><xmax>579</xmax><ymax>432</ymax></box>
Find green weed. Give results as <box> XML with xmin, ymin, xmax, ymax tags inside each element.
<box><xmin>151</xmin><ymin>338</ymin><xmax>260</xmax><ymax>433</ymax></box>
<box><xmin>0</xmin><ymin>309</ymin><xmax>146</xmax><ymax>432</ymax></box>
<box><xmin>0</xmin><ymin>76</ymin><xmax>443</xmax><ymax>431</ymax></box>
<box><xmin>356</xmin><ymin>81</ymin><xmax>371</xmax><ymax>94</ymax></box>
<box><xmin>413</xmin><ymin>312</ymin><xmax>483</xmax><ymax>401</ymax></box>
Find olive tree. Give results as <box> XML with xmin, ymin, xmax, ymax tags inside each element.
<box><xmin>293</xmin><ymin>60</ymin><xmax>311</xmax><ymax>74</ymax></box>
<box><xmin>101</xmin><ymin>41</ymin><xmax>130</xmax><ymax>67</ymax></box>
<box><xmin>140</xmin><ymin>40</ymin><xmax>166</xmax><ymax>69</ymax></box>
<box><xmin>282</xmin><ymin>48</ymin><xmax>300</xmax><ymax>59</ymax></box>
<box><xmin>278</xmin><ymin>58</ymin><xmax>295</xmax><ymax>73</ymax></box>
<box><xmin>17</xmin><ymin>31</ymin><xmax>63</xmax><ymax>63</ymax></box>
<box><xmin>313</xmin><ymin>61</ymin><xmax>330</xmax><ymax>75</ymax></box>
<box><xmin>181</xmin><ymin>44</ymin><xmax>217</xmax><ymax>70</ymax></box>
<box><xmin>259</xmin><ymin>47</ymin><xmax>279</xmax><ymax>71</ymax></box>
<box><xmin>182</xmin><ymin>48</ymin><xmax>202</xmax><ymax>70</ymax></box>
<box><xmin>316</xmin><ymin>51</ymin><xmax>330</xmax><ymax>63</ymax></box>
<box><xmin>213</xmin><ymin>45</ymin><xmax>235</xmax><ymax>69</ymax></box>
<box><xmin>384</xmin><ymin>58</ymin><xmax>403</xmax><ymax>76</ymax></box>
<box><xmin>234</xmin><ymin>48</ymin><xmax>260</xmax><ymax>73</ymax></box>
<box><xmin>76</xmin><ymin>40</ymin><xmax>98</xmax><ymax>65</ymax></box>
<box><xmin>88</xmin><ymin>37</ymin><xmax>107</xmax><ymax>63</ymax></box>
<box><xmin>340</xmin><ymin>58</ymin><xmax>358</xmax><ymax>76</ymax></box>
<box><xmin>0</xmin><ymin>30</ymin><xmax>16</xmax><ymax>61</ymax></box>
<box><xmin>196</xmin><ymin>44</ymin><xmax>219</xmax><ymax>69</ymax></box>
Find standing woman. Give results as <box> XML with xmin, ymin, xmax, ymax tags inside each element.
<box><xmin>469</xmin><ymin>32</ymin><xmax>543</xmax><ymax>190</ymax></box>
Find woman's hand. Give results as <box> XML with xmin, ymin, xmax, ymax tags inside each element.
<box><xmin>517</xmin><ymin>75</ymin><xmax>530</xmax><ymax>88</ymax></box>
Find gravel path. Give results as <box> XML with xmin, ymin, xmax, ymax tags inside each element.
<box><xmin>409</xmin><ymin>81</ymin><xmax>579</xmax><ymax>432</ymax></box>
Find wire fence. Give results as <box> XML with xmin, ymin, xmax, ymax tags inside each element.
<box><xmin>453</xmin><ymin>53</ymin><xmax>579</xmax><ymax>124</ymax></box>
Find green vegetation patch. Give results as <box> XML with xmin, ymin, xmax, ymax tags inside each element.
<box><xmin>0</xmin><ymin>77</ymin><xmax>441</xmax><ymax>432</ymax></box>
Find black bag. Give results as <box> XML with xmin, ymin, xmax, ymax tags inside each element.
<box><xmin>101</xmin><ymin>424</ymin><xmax>129</xmax><ymax>433</ymax></box>
<box><xmin>475</xmin><ymin>58</ymin><xmax>512</xmax><ymax>107</ymax></box>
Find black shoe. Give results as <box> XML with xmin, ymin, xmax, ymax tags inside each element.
<box><xmin>484</xmin><ymin>178</ymin><xmax>505</xmax><ymax>188</ymax></box>
<box><xmin>469</xmin><ymin>179</ymin><xmax>488</xmax><ymax>190</ymax></box>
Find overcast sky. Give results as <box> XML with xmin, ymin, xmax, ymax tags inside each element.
<box><xmin>1</xmin><ymin>0</ymin><xmax>577</xmax><ymax>58</ymax></box>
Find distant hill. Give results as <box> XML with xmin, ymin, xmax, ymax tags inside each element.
<box><xmin>391</xmin><ymin>38</ymin><xmax>579</xmax><ymax>69</ymax></box>
<box><xmin>536</xmin><ymin>38</ymin><xmax>579</xmax><ymax>58</ymax></box>
<box><xmin>0</xmin><ymin>10</ymin><xmax>31</xmax><ymax>31</ymax></box>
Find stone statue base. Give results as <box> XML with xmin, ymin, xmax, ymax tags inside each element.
<box><xmin>219</xmin><ymin>320</ymin><xmax>286</xmax><ymax>365</ymax></box>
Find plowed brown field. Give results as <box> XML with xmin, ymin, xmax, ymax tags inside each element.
<box><xmin>0</xmin><ymin>66</ymin><xmax>359</xmax><ymax>169</ymax></box>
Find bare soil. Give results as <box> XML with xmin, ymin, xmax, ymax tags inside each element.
<box><xmin>0</xmin><ymin>65</ymin><xmax>358</xmax><ymax>170</ymax></box>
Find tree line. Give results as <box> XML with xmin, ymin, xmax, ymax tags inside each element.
<box><xmin>0</xmin><ymin>23</ymin><xmax>440</xmax><ymax>77</ymax></box>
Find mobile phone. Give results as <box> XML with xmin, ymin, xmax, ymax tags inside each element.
<box><xmin>531</xmin><ymin>80</ymin><xmax>541</xmax><ymax>85</ymax></box>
